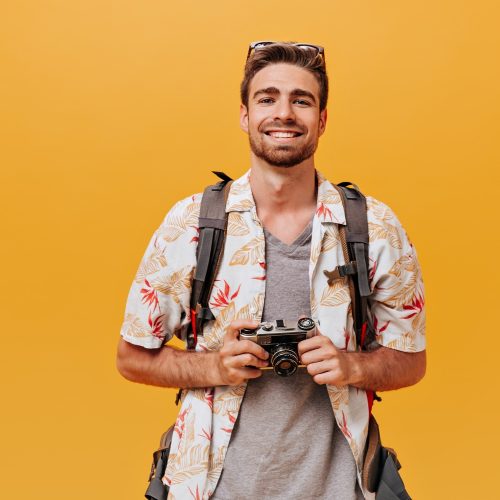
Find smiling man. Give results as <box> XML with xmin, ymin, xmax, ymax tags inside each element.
<box><xmin>117</xmin><ymin>42</ymin><xmax>426</xmax><ymax>499</ymax></box>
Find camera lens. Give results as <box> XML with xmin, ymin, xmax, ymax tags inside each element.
<box><xmin>270</xmin><ymin>345</ymin><xmax>299</xmax><ymax>377</ymax></box>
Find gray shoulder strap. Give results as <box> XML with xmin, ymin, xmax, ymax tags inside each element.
<box><xmin>188</xmin><ymin>172</ymin><xmax>232</xmax><ymax>348</ymax></box>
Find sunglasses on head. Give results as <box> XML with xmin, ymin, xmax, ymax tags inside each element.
<box><xmin>246</xmin><ymin>41</ymin><xmax>326</xmax><ymax>66</ymax></box>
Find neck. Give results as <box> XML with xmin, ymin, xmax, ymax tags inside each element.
<box><xmin>248</xmin><ymin>156</ymin><xmax>317</xmax><ymax>217</ymax></box>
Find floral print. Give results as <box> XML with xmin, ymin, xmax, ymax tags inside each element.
<box><xmin>120</xmin><ymin>170</ymin><xmax>426</xmax><ymax>499</ymax></box>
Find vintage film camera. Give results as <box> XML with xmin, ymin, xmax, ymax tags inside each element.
<box><xmin>240</xmin><ymin>318</ymin><xmax>317</xmax><ymax>377</ymax></box>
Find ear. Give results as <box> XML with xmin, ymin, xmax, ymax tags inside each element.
<box><xmin>240</xmin><ymin>103</ymin><xmax>249</xmax><ymax>133</ymax></box>
<box><xmin>319</xmin><ymin>108</ymin><xmax>327</xmax><ymax>137</ymax></box>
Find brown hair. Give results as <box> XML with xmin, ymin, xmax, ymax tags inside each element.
<box><xmin>240</xmin><ymin>42</ymin><xmax>329</xmax><ymax>111</ymax></box>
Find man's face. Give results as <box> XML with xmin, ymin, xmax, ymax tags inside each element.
<box><xmin>240</xmin><ymin>63</ymin><xmax>327</xmax><ymax>168</ymax></box>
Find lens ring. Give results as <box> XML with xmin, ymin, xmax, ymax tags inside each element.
<box><xmin>271</xmin><ymin>345</ymin><xmax>299</xmax><ymax>377</ymax></box>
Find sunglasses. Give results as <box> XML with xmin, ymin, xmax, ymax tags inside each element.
<box><xmin>246</xmin><ymin>41</ymin><xmax>326</xmax><ymax>66</ymax></box>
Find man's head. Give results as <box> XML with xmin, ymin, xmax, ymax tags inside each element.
<box><xmin>240</xmin><ymin>42</ymin><xmax>329</xmax><ymax>168</ymax></box>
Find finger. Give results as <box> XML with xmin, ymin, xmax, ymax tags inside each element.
<box><xmin>228</xmin><ymin>319</ymin><xmax>260</xmax><ymax>332</ymax></box>
<box><xmin>306</xmin><ymin>360</ymin><xmax>333</xmax><ymax>376</ymax></box>
<box><xmin>300</xmin><ymin>347</ymin><xmax>335</xmax><ymax>365</ymax></box>
<box><xmin>236</xmin><ymin>366</ymin><xmax>263</xmax><ymax>380</ymax></box>
<box><xmin>229</xmin><ymin>353</ymin><xmax>269</xmax><ymax>369</ymax></box>
<box><xmin>311</xmin><ymin>372</ymin><xmax>332</xmax><ymax>385</ymax></box>
<box><xmin>228</xmin><ymin>339</ymin><xmax>270</xmax><ymax>360</ymax></box>
<box><xmin>298</xmin><ymin>335</ymin><xmax>329</xmax><ymax>355</ymax></box>
<box><xmin>224</xmin><ymin>319</ymin><xmax>259</xmax><ymax>343</ymax></box>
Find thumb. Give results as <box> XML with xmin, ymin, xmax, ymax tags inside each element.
<box><xmin>225</xmin><ymin>319</ymin><xmax>259</xmax><ymax>340</ymax></box>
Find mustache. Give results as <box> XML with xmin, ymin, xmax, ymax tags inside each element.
<box><xmin>262</xmin><ymin>122</ymin><xmax>304</xmax><ymax>133</ymax></box>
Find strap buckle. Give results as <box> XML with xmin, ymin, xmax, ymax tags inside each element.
<box><xmin>323</xmin><ymin>261</ymin><xmax>357</xmax><ymax>285</ymax></box>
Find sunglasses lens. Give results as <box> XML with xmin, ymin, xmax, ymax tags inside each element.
<box><xmin>254</xmin><ymin>42</ymin><xmax>273</xmax><ymax>49</ymax></box>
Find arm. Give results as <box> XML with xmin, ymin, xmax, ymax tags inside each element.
<box><xmin>116</xmin><ymin>319</ymin><xmax>269</xmax><ymax>389</ymax></box>
<box><xmin>298</xmin><ymin>335</ymin><xmax>426</xmax><ymax>391</ymax></box>
<box><xmin>347</xmin><ymin>345</ymin><xmax>426</xmax><ymax>391</ymax></box>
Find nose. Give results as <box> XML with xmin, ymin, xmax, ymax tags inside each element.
<box><xmin>274</xmin><ymin>99</ymin><xmax>296</xmax><ymax>122</ymax></box>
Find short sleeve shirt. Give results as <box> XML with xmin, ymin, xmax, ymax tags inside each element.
<box><xmin>120</xmin><ymin>170</ymin><xmax>426</xmax><ymax>499</ymax></box>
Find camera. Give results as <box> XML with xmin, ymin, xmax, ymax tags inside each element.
<box><xmin>240</xmin><ymin>318</ymin><xmax>317</xmax><ymax>377</ymax></box>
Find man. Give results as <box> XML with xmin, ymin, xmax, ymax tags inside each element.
<box><xmin>117</xmin><ymin>41</ymin><xmax>426</xmax><ymax>499</ymax></box>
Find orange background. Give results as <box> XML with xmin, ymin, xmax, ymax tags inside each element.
<box><xmin>1</xmin><ymin>1</ymin><xmax>499</xmax><ymax>498</ymax></box>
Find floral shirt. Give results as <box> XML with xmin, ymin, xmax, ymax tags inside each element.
<box><xmin>120</xmin><ymin>170</ymin><xmax>426</xmax><ymax>499</ymax></box>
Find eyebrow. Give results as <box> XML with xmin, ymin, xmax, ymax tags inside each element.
<box><xmin>252</xmin><ymin>87</ymin><xmax>317</xmax><ymax>104</ymax></box>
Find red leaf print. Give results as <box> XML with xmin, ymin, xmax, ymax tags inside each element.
<box><xmin>221</xmin><ymin>427</ymin><xmax>233</xmax><ymax>433</ymax></box>
<box><xmin>199</xmin><ymin>428</ymin><xmax>212</xmax><ymax>441</ymax></box>
<box><xmin>402</xmin><ymin>293</ymin><xmax>425</xmax><ymax>319</ymax></box>
<box><xmin>204</xmin><ymin>388</ymin><xmax>214</xmax><ymax>409</ymax></box>
<box><xmin>190</xmin><ymin>226</ymin><xmax>200</xmax><ymax>243</ymax></box>
<box><xmin>210</xmin><ymin>280</ymin><xmax>242</xmax><ymax>308</ymax></box>
<box><xmin>252</xmin><ymin>261</ymin><xmax>266</xmax><ymax>280</ymax></box>
<box><xmin>188</xmin><ymin>485</ymin><xmax>201</xmax><ymax>500</ymax></box>
<box><xmin>343</xmin><ymin>328</ymin><xmax>350</xmax><ymax>351</ymax></box>
<box><xmin>373</xmin><ymin>316</ymin><xmax>390</xmax><ymax>341</ymax></box>
<box><xmin>228</xmin><ymin>412</ymin><xmax>236</xmax><ymax>424</ymax></box>
<box><xmin>140</xmin><ymin>279</ymin><xmax>160</xmax><ymax>313</ymax></box>
<box><xmin>174</xmin><ymin>407</ymin><xmax>189</xmax><ymax>438</ymax></box>
<box><xmin>148</xmin><ymin>312</ymin><xmax>165</xmax><ymax>339</ymax></box>
<box><xmin>369</xmin><ymin>258</ymin><xmax>378</xmax><ymax>281</ymax></box>
<box><xmin>316</xmin><ymin>202</ymin><xmax>333</xmax><ymax>221</ymax></box>
<box><xmin>339</xmin><ymin>410</ymin><xmax>352</xmax><ymax>439</ymax></box>
<box><xmin>230</xmin><ymin>284</ymin><xmax>241</xmax><ymax>300</ymax></box>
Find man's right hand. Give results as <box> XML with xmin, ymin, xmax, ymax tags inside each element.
<box><xmin>215</xmin><ymin>319</ymin><xmax>270</xmax><ymax>386</ymax></box>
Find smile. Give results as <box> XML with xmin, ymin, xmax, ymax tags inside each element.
<box><xmin>264</xmin><ymin>130</ymin><xmax>303</xmax><ymax>139</ymax></box>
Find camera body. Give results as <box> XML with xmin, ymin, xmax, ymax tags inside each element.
<box><xmin>240</xmin><ymin>318</ymin><xmax>317</xmax><ymax>376</ymax></box>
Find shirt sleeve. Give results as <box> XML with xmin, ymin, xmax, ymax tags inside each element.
<box><xmin>120</xmin><ymin>194</ymin><xmax>201</xmax><ymax>349</ymax></box>
<box><xmin>366</xmin><ymin>196</ymin><xmax>426</xmax><ymax>352</ymax></box>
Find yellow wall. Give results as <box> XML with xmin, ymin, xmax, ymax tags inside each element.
<box><xmin>1</xmin><ymin>1</ymin><xmax>499</xmax><ymax>498</ymax></box>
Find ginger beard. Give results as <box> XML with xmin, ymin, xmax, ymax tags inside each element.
<box><xmin>248</xmin><ymin>121</ymin><xmax>319</xmax><ymax>168</ymax></box>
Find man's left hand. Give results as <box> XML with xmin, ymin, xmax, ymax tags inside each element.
<box><xmin>298</xmin><ymin>332</ymin><xmax>357</xmax><ymax>386</ymax></box>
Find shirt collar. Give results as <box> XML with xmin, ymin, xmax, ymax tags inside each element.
<box><xmin>225</xmin><ymin>169</ymin><xmax>346</xmax><ymax>225</ymax></box>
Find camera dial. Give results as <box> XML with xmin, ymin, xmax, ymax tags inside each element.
<box><xmin>298</xmin><ymin>317</ymin><xmax>315</xmax><ymax>331</ymax></box>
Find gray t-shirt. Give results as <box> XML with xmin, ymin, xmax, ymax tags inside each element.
<box><xmin>212</xmin><ymin>220</ymin><xmax>363</xmax><ymax>499</ymax></box>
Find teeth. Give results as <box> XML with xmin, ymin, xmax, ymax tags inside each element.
<box><xmin>269</xmin><ymin>131</ymin><xmax>299</xmax><ymax>138</ymax></box>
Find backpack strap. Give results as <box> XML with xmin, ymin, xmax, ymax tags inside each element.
<box><xmin>187</xmin><ymin>171</ymin><xmax>233</xmax><ymax>349</ymax></box>
<box><xmin>327</xmin><ymin>182</ymin><xmax>381</xmax><ymax>411</ymax></box>
<box><xmin>328</xmin><ymin>182</ymin><xmax>372</xmax><ymax>348</ymax></box>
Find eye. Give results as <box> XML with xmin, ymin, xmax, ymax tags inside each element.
<box><xmin>294</xmin><ymin>99</ymin><xmax>311</xmax><ymax>106</ymax></box>
<box><xmin>258</xmin><ymin>97</ymin><xmax>275</xmax><ymax>104</ymax></box>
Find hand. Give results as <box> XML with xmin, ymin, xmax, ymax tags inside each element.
<box><xmin>298</xmin><ymin>330</ymin><xmax>356</xmax><ymax>386</ymax></box>
<box><xmin>215</xmin><ymin>319</ymin><xmax>270</xmax><ymax>386</ymax></box>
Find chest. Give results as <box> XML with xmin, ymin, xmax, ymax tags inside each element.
<box><xmin>199</xmin><ymin>210</ymin><xmax>356</xmax><ymax>353</ymax></box>
<box><xmin>259</xmin><ymin>210</ymin><xmax>315</xmax><ymax>246</ymax></box>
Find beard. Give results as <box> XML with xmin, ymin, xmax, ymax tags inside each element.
<box><xmin>248</xmin><ymin>129</ymin><xmax>318</xmax><ymax>168</ymax></box>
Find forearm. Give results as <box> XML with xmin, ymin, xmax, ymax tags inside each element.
<box><xmin>116</xmin><ymin>339</ymin><xmax>224</xmax><ymax>389</ymax></box>
<box><xmin>346</xmin><ymin>346</ymin><xmax>426</xmax><ymax>392</ymax></box>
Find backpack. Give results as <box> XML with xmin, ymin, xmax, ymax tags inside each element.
<box><xmin>145</xmin><ymin>172</ymin><xmax>411</xmax><ymax>500</ymax></box>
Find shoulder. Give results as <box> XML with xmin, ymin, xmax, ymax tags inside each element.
<box><xmin>365</xmin><ymin>194</ymin><xmax>414</xmax><ymax>255</ymax></box>
<box><xmin>155</xmin><ymin>192</ymin><xmax>203</xmax><ymax>241</ymax></box>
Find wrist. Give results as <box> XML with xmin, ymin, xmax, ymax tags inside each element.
<box><xmin>206</xmin><ymin>350</ymin><xmax>226</xmax><ymax>387</ymax></box>
<box><xmin>345</xmin><ymin>352</ymin><xmax>365</xmax><ymax>387</ymax></box>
